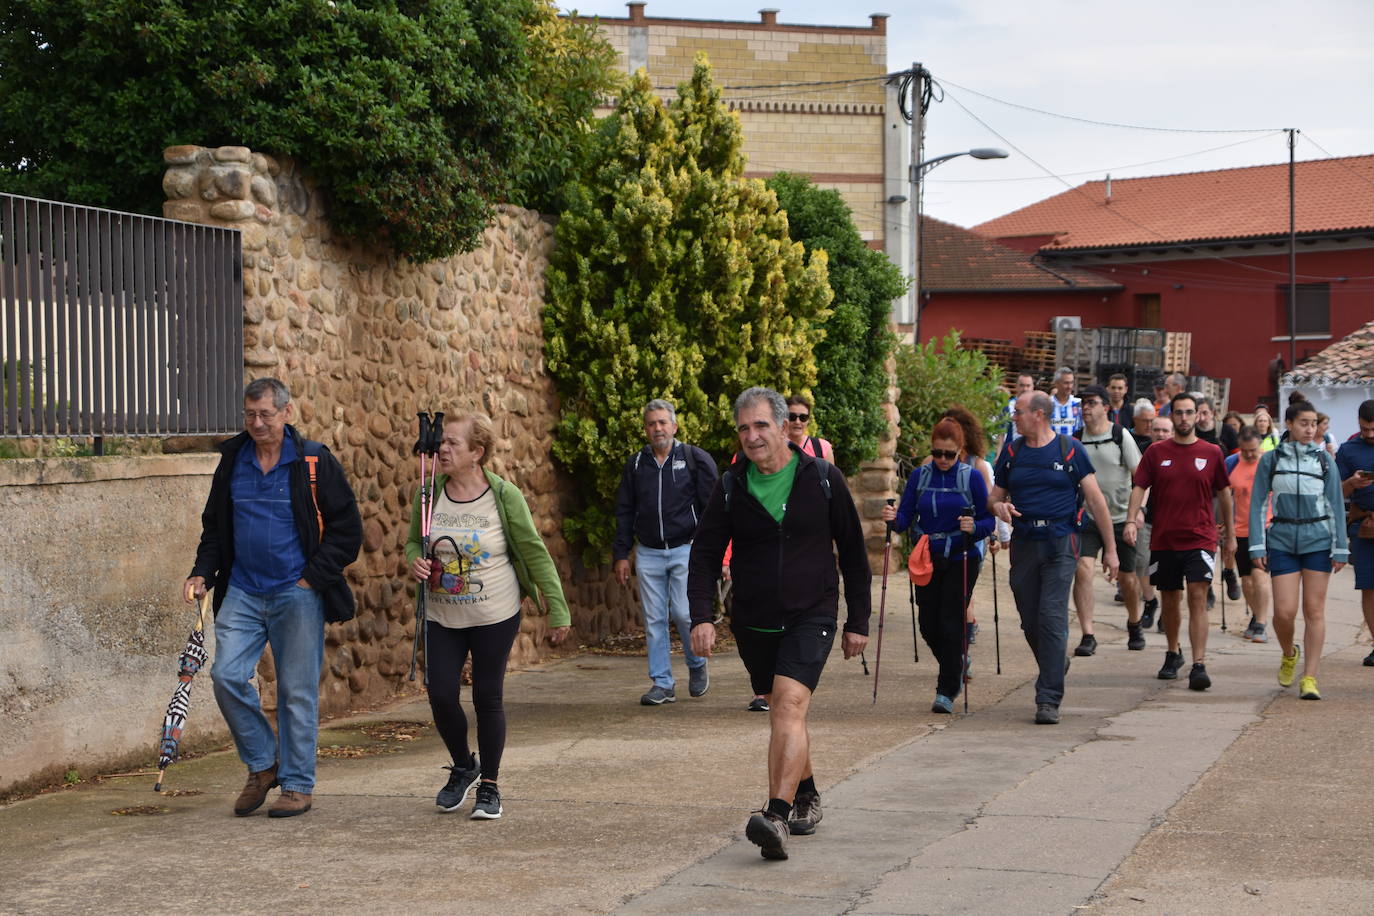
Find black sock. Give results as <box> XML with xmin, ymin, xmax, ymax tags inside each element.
<box><xmin>796</xmin><ymin>776</ymin><xmax>817</xmax><ymax>798</ymax></box>
<box><xmin>767</xmin><ymin>797</ymin><xmax>793</xmax><ymax>820</ymax></box>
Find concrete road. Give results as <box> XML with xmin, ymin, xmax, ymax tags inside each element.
<box><xmin>3</xmin><ymin>562</ymin><xmax>1370</xmax><ymax>916</ymax></box>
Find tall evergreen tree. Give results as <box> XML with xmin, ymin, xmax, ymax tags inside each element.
<box><xmin>544</xmin><ymin>56</ymin><xmax>831</xmax><ymax>563</ymax></box>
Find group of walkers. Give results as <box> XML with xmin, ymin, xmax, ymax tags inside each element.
<box><xmin>181</xmin><ymin>373</ymin><xmax>1374</xmax><ymax>865</ymax></box>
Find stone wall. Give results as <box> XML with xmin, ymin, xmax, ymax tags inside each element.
<box><xmin>161</xmin><ymin>145</ymin><xmax>637</xmax><ymax>717</ymax></box>
<box><xmin>0</xmin><ymin>455</ymin><xmax>227</xmax><ymax>792</ymax></box>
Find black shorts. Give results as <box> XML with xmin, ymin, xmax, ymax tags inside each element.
<box><xmin>731</xmin><ymin>617</ymin><xmax>837</xmax><ymax>696</ymax></box>
<box><xmin>1078</xmin><ymin>521</ymin><xmax>1137</xmax><ymax>571</ymax></box>
<box><xmin>1236</xmin><ymin>537</ymin><xmax>1255</xmax><ymax>577</ymax></box>
<box><xmin>1149</xmin><ymin>548</ymin><xmax>1215</xmax><ymax>590</ymax></box>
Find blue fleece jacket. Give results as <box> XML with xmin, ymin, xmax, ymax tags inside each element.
<box><xmin>894</xmin><ymin>461</ymin><xmax>995</xmax><ymax>559</ymax></box>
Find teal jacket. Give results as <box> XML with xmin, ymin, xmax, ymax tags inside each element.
<box><xmin>1249</xmin><ymin>441</ymin><xmax>1348</xmax><ymax>563</ymax></box>
<box><xmin>406</xmin><ymin>470</ymin><xmax>572</xmax><ymax>628</ymax></box>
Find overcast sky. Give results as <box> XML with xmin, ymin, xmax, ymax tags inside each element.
<box><xmin>561</xmin><ymin>0</ymin><xmax>1374</xmax><ymax>228</ymax></box>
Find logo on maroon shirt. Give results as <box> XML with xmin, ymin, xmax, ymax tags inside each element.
<box><xmin>1194</xmin><ymin>457</ymin><xmax>1208</xmax><ymax>470</ymax></box>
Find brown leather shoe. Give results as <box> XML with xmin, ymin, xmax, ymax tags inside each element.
<box><xmin>267</xmin><ymin>790</ymin><xmax>313</xmax><ymax>818</ymax></box>
<box><xmin>233</xmin><ymin>765</ymin><xmax>279</xmax><ymax>816</ymax></box>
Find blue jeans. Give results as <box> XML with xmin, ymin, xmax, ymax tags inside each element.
<box><xmin>211</xmin><ymin>582</ymin><xmax>325</xmax><ymax>793</ymax></box>
<box><xmin>636</xmin><ymin>543</ymin><xmax>705</xmax><ymax>687</ymax></box>
<box><xmin>1008</xmin><ymin>535</ymin><xmax>1075</xmax><ymax>706</ymax></box>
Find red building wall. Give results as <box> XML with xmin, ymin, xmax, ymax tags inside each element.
<box><xmin>917</xmin><ymin>290</ymin><xmax>1119</xmax><ymax>349</ymax></box>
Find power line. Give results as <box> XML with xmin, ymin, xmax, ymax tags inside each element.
<box><xmin>936</xmin><ymin>78</ymin><xmax>1284</xmax><ymax>134</ymax></box>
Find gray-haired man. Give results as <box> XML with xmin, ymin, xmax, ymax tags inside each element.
<box><xmin>613</xmin><ymin>399</ymin><xmax>718</xmax><ymax>705</ymax></box>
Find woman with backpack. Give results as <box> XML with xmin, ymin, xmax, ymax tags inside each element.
<box><xmin>1249</xmin><ymin>402</ymin><xmax>1348</xmax><ymax>700</ymax></box>
<box><xmin>882</xmin><ymin>418</ymin><xmax>995</xmax><ymax>713</ymax></box>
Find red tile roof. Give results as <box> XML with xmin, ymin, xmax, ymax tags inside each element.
<box><xmin>1286</xmin><ymin>319</ymin><xmax>1374</xmax><ymax>385</ymax></box>
<box><xmin>921</xmin><ymin>216</ymin><xmax>1120</xmax><ymax>291</ymax></box>
<box><xmin>973</xmin><ymin>155</ymin><xmax>1374</xmax><ymax>251</ymax></box>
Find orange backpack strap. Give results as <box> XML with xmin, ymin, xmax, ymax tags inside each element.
<box><xmin>304</xmin><ymin>454</ymin><xmax>324</xmax><ymax>540</ymax></box>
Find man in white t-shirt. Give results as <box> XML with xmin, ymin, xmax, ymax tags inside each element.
<box><xmin>1049</xmin><ymin>367</ymin><xmax>1082</xmax><ymax>438</ymax></box>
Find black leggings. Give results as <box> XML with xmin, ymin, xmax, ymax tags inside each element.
<box><xmin>913</xmin><ymin>553</ymin><xmax>981</xmax><ymax>698</ymax></box>
<box><xmin>426</xmin><ymin>611</ymin><xmax>521</xmax><ymax>782</ymax></box>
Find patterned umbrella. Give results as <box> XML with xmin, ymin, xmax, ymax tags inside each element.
<box><xmin>153</xmin><ymin>595</ymin><xmax>210</xmax><ymax>791</ymax></box>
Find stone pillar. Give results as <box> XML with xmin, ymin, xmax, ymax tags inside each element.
<box><xmin>853</xmin><ymin>357</ymin><xmax>901</xmax><ymax>573</ymax></box>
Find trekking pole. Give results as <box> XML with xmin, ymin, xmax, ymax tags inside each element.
<box><xmin>910</xmin><ymin>580</ymin><xmax>919</xmax><ymax>664</ymax></box>
<box><xmin>860</xmin><ymin>651</ymin><xmax>869</xmax><ymax>676</ymax></box>
<box><xmin>992</xmin><ymin>546</ymin><xmax>1002</xmax><ymax>675</ymax></box>
<box><xmin>872</xmin><ymin>499</ymin><xmax>896</xmax><ymax>704</ymax></box>
<box><xmin>409</xmin><ymin>411</ymin><xmax>443</xmax><ymax>683</ymax></box>
<box><xmin>960</xmin><ymin>515</ymin><xmax>972</xmax><ymax>714</ymax></box>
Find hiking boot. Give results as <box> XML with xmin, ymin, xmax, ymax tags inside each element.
<box><xmin>1127</xmin><ymin>623</ymin><xmax>1146</xmax><ymax>651</ymax></box>
<box><xmin>1223</xmin><ymin>568</ymin><xmax>1241</xmax><ymax>600</ymax></box>
<box><xmin>931</xmin><ymin>693</ymin><xmax>954</xmax><ymax>714</ymax></box>
<box><xmin>747</xmin><ymin>696</ymin><xmax>770</xmax><ymax>712</ymax></box>
<box><xmin>1250</xmin><ymin>623</ymin><xmax>1269</xmax><ymax>643</ymax></box>
<box><xmin>688</xmin><ymin>664</ymin><xmax>709</xmax><ymax>698</ymax></box>
<box><xmin>1278</xmin><ymin>645</ymin><xmax>1301</xmax><ymax>687</ymax></box>
<box><xmin>267</xmin><ymin>790</ymin><xmax>312</xmax><ymax>818</ymax></box>
<box><xmin>470</xmin><ymin>782</ymin><xmax>502</xmax><ymax>820</ymax></box>
<box><xmin>233</xmin><ymin>764</ymin><xmax>279</xmax><ymax>816</ymax></box>
<box><xmin>1188</xmin><ymin>662</ymin><xmax>1211</xmax><ymax>691</ymax></box>
<box><xmin>1158</xmin><ymin>650</ymin><xmax>1184</xmax><ymax>680</ymax></box>
<box><xmin>789</xmin><ymin>791</ymin><xmax>823</xmax><ymax>836</ymax></box>
<box><xmin>436</xmin><ymin>756</ymin><xmax>480</xmax><ymax>812</ymax></box>
<box><xmin>1298</xmin><ymin>675</ymin><xmax>1321</xmax><ymax>700</ymax></box>
<box><xmin>1074</xmin><ymin>634</ymin><xmax>1098</xmax><ymax>657</ymax></box>
<box><xmin>1140</xmin><ymin>598</ymin><xmax>1158</xmax><ymax>631</ymax></box>
<box><xmin>640</xmin><ymin>685</ymin><xmax>676</xmax><ymax>706</ymax></box>
<box><xmin>966</xmin><ymin>621</ymin><xmax>979</xmax><ymax>645</ymax></box>
<box><xmin>746</xmin><ymin>810</ymin><xmax>789</xmax><ymax>860</ymax></box>
<box><xmin>1034</xmin><ymin>704</ymin><xmax>1060</xmax><ymax>725</ymax></box>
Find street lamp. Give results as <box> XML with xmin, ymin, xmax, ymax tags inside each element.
<box><xmin>910</xmin><ymin>147</ymin><xmax>1009</xmax><ymax>344</ymax></box>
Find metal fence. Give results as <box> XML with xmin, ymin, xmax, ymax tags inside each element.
<box><xmin>1</xmin><ymin>192</ymin><xmax>242</xmax><ymax>438</ymax></box>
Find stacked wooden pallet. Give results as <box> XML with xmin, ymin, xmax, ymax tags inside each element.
<box><xmin>1021</xmin><ymin>331</ymin><xmax>1059</xmax><ymax>384</ymax></box>
<box><xmin>957</xmin><ymin>337</ymin><xmax>1018</xmax><ymax>388</ymax></box>
<box><xmin>1164</xmin><ymin>331</ymin><xmax>1192</xmax><ymax>374</ymax></box>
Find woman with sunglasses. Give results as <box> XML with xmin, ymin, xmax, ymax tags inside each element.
<box><xmin>882</xmin><ymin>418</ymin><xmax>995</xmax><ymax>713</ymax></box>
<box><xmin>407</xmin><ymin>412</ymin><xmax>571</xmax><ymax>818</ymax></box>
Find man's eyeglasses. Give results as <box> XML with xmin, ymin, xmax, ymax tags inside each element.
<box><xmin>787</xmin><ymin>412</ymin><xmax>809</xmax><ymax>423</ymax></box>
<box><xmin>930</xmin><ymin>448</ymin><xmax>960</xmax><ymax>460</ymax></box>
<box><xmin>243</xmin><ymin>410</ymin><xmax>280</xmax><ymax>422</ymax></box>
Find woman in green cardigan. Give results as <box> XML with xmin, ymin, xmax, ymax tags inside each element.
<box><xmin>406</xmin><ymin>412</ymin><xmax>571</xmax><ymax>820</ymax></box>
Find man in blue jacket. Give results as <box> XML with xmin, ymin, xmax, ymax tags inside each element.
<box><xmin>184</xmin><ymin>378</ymin><xmax>361</xmax><ymax>818</ymax></box>
<box><xmin>1336</xmin><ymin>399</ymin><xmax>1374</xmax><ymax>666</ymax></box>
<box><xmin>613</xmin><ymin>398</ymin><xmax>718</xmax><ymax>706</ymax></box>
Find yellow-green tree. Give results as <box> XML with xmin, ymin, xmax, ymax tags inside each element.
<box><xmin>544</xmin><ymin>56</ymin><xmax>832</xmax><ymax>563</ymax></box>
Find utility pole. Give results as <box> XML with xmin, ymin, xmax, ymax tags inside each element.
<box><xmin>908</xmin><ymin>63</ymin><xmax>927</xmax><ymax>346</ymax></box>
<box><xmin>1287</xmin><ymin>128</ymin><xmax>1298</xmax><ymax>375</ymax></box>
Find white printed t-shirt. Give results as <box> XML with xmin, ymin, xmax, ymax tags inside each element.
<box><xmin>427</xmin><ymin>485</ymin><xmax>520</xmax><ymax>629</ymax></box>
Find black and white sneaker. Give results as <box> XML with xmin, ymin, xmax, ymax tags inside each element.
<box><xmin>436</xmin><ymin>757</ymin><xmax>479</xmax><ymax>812</ymax></box>
<box><xmin>688</xmin><ymin>664</ymin><xmax>709</xmax><ymax>698</ymax></box>
<box><xmin>1074</xmin><ymin>634</ymin><xmax>1098</xmax><ymax>656</ymax></box>
<box><xmin>1140</xmin><ymin>598</ymin><xmax>1158</xmax><ymax>631</ymax></box>
<box><xmin>1223</xmin><ymin>568</ymin><xmax>1241</xmax><ymax>601</ymax></box>
<box><xmin>1158</xmin><ymin>650</ymin><xmax>1184</xmax><ymax>680</ymax></box>
<box><xmin>1188</xmin><ymin>662</ymin><xmax>1212</xmax><ymax>691</ymax></box>
<box><xmin>640</xmin><ymin>685</ymin><xmax>676</xmax><ymax>705</ymax></box>
<box><xmin>1127</xmin><ymin>623</ymin><xmax>1146</xmax><ymax>651</ymax></box>
<box><xmin>746</xmin><ymin>810</ymin><xmax>789</xmax><ymax>860</ymax></box>
<box><xmin>470</xmin><ymin>782</ymin><xmax>502</xmax><ymax>820</ymax></box>
<box><xmin>789</xmin><ymin>791</ymin><xmax>823</xmax><ymax>836</ymax></box>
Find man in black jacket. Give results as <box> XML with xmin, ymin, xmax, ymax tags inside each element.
<box><xmin>613</xmin><ymin>398</ymin><xmax>718</xmax><ymax>706</ymax></box>
<box><xmin>688</xmin><ymin>386</ymin><xmax>870</xmax><ymax>861</ymax></box>
<box><xmin>184</xmin><ymin>378</ymin><xmax>361</xmax><ymax>819</ymax></box>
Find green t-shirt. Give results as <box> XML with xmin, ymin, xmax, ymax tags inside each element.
<box><xmin>746</xmin><ymin>452</ymin><xmax>799</xmax><ymax>523</ymax></box>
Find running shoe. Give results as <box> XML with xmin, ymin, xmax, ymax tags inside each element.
<box><xmin>1140</xmin><ymin>598</ymin><xmax>1158</xmax><ymax>631</ymax></box>
<box><xmin>1250</xmin><ymin>624</ymin><xmax>1269</xmax><ymax>644</ymax></box>
<box><xmin>1242</xmin><ymin>617</ymin><xmax>1258</xmax><ymax>640</ymax></box>
<box><xmin>931</xmin><ymin>693</ymin><xmax>954</xmax><ymax>714</ymax></box>
<box><xmin>436</xmin><ymin>756</ymin><xmax>480</xmax><ymax>812</ymax></box>
<box><xmin>1034</xmin><ymin>703</ymin><xmax>1060</xmax><ymax>725</ymax></box>
<box><xmin>1206</xmin><ymin>588</ymin><xmax>1215</xmax><ymax>610</ymax></box>
<box><xmin>789</xmin><ymin>791</ymin><xmax>823</xmax><ymax>836</ymax></box>
<box><xmin>1127</xmin><ymin>623</ymin><xmax>1146</xmax><ymax>651</ymax></box>
<box><xmin>688</xmin><ymin>663</ymin><xmax>709</xmax><ymax>698</ymax></box>
<box><xmin>964</xmin><ymin>654</ymin><xmax>974</xmax><ymax>680</ymax></box>
<box><xmin>746</xmin><ymin>810</ymin><xmax>789</xmax><ymax>860</ymax></box>
<box><xmin>747</xmin><ymin>696</ymin><xmax>770</xmax><ymax>712</ymax></box>
<box><xmin>1223</xmin><ymin>568</ymin><xmax>1241</xmax><ymax>601</ymax></box>
<box><xmin>1278</xmin><ymin>645</ymin><xmax>1301</xmax><ymax>688</ymax></box>
<box><xmin>1114</xmin><ymin>589</ymin><xmax>1124</xmax><ymax>604</ymax></box>
<box><xmin>1074</xmin><ymin>634</ymin><xmax>1098</xmax><ymax>657</ymax></box>
<box><xmin>1188</xmin><ymin>662</ymin><xmax>1211</xmax><ymax>691</ymax></box>
<box><xmin>470</xmin><ymin>782</ymin><xmax>502</xmax><ymax>820</ymax></box>
<box><xmin>1298</xmin><ymin>675</ymin><xmax>1321</xmax><ymax>700</ymax></box>
<box><xmin>1157</xmin><ymin>650</ymin><xmax>1184</xmax><ymax>680</ymax></box>
<box><xmin>640</xmin><ymin>685</ymin><xmax>676</xmax><ymax>705</ymax></box>
<box><xmin>1364</xmin><ymin>649</ymin><xmax>1374</xmax><ymax>667</ymax></box>
<box><xmin>966</xmin><ymin>621</ymin><xmax>979</xmax><ymax>646</ymax></box>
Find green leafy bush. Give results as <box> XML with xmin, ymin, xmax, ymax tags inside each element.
<box><xmin>894</xmin><ymin>330</ymin><xmax>1006</xmax><ymax>477</ymax></box>
<box><xmin>544</xmin><ymin>57</ymin><xmax>832</xmax><ymax>564</ymax></box>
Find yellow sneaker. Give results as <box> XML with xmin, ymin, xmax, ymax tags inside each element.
<box><xmin>1298</xmin><ymin>675</ymin><xmax>1321</xmax><ymax>700</ymax></box>
<box><xmin>1277</xmin><ymin>644</ymin><xmax>1301</xmax><ymax>688</ymax></box>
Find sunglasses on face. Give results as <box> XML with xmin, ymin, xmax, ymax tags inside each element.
<box><xmin>787</xmin><ymin>412</ymin><xmax>809</xmax><ymax>423</ymax></box>
<box><xmin>930</xmin><ymin>448</ymin><xmax>959</xmax><ymax>460</ymax></box>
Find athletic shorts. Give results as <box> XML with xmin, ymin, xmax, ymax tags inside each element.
<box><xmin>1150</xmin><ymin>548</ymin><xmax>1214</xmax><ymax>590</ymax></box>
<box><xmin>1235</xmin><ymin>537</ymin><xmax>1257</xmax><ymax>577</ymax></box>
<box><xmin>731</xmin><ymin>617</ymin><xmax>837</xmax><ymax>696</ymax></box>
<box><xmin>1353</xmin><ymin>537</ymin><xmax>1374</xmax><ymax>590</ymax></box>
<box><xmin>1078</xmin><ymin>521</ymin><xmax>1137</xmax><ymax>571</ymax></box>
<box><xmin>1266</xmin><ymin>549</ymin><xmax>1333</xmax><ymax>576</ymax></box>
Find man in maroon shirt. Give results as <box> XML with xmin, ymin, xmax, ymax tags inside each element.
<box><xmin>1125</xmin><ymin>393</ymin><xmax>1236</xmax><ymax>690</ymax></box>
